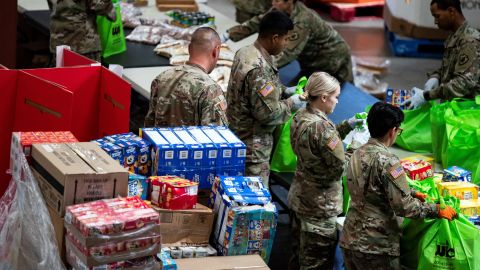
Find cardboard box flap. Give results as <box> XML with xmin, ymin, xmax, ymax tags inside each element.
<box><xmin>175</xmin><ymin>255</ymin><xmax>270</xmax><ymax>270</ymax></box>
<box><xmin>67</xmin><ymin>142</ymin><xmax>127</xmax><ymax>174</ymax></box>
<box><xmin>32</xmin><ymin>143</ymin><xmax>95</xmax><ymax>185</ymax></box>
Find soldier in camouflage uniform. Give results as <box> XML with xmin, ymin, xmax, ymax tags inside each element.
<box><xmin>288</xmin><ymin>72</ymin><xmax>363</xmax><ymax>270</ymax></box>
<box><xmin>405</xmin><ymin>0</ymin><xmax>480</xmax><ymax>109</ymax></box>
<box><xmin>48</xmin><ymin>0</ymin><xmax>116</xmax><ymax>62</ymax></box>
<box><xmin>225</xmin><ymin>0</ymin><xmax>353</xmax><ymax>84</ymax></box>
<box><xmin>144</xmin><ymin>27</ymin><xmax>228</xmax><ymax>127</ymax></box>
<box><xmin>231</xmin><ymin>0</ymin><xmax>271</xmax><ymax>23</ymax></box>
<box><xmin>340</xmin><ymin>102</ymin><xmax>457</xmax><ymax>270</ymax></box>
<box><xmin>226</xmin><ymin>11</ymin><xmax>305</xmax><ymax>187</ymax></box>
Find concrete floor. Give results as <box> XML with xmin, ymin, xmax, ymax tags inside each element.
<box><xmin>203</xmin><ymin>1</ymin><xmax>443</xmax><ymax>270</ymax></box>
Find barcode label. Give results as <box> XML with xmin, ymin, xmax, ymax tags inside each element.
<box><xmin>223</xmin><ymin>150</ymin><xmax>232</xmax><ymax>158</ymax></box>
<box><xmin>194</xmin><ymin>151</ymin><xmax>203</xmax><ymax>159</ymax></box>
<box><xmin>238</xmin><ymin>149</ymin><xmax>246</xmax><ymax>158</ymax></box>
<box><xmin>186</xmin><ymin>186</ymin><xmax>198</xmax><ymax>195</ymax></box>
<box><xmin>179</xmin><ymin>151</ymin><xmax>188</xmax><ymax>159</ymax></box>
<box><xmin>209</xmin><ymin>150</ymin><xmax>217</xmax><ymax>159</ymax></box>
<box><xmin>165</xmin><ymin>151</ymin><xmax>174</xmax><ymax>159</ymax></box>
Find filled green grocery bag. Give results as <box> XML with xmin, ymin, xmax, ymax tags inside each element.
<box><xmin>430</xmin><ymin>101</ymin><xmax>449</xmax><ymax>163</ymax></box>
<box><xmin>441</xmin><ymin>98</ymin><xmax>480</xmax><ymax>184</ymax></box>
<box><xmin>270</xmin><ymin>77</ymin><xmax>307</xmax><ymax>172</ymax></box>
<box><xmin>401</xmin><ymin>191</ymin><xmax>480</xmax><ymax>270</ymax></box>
<box><xmin>97</xmin><ymin>0</ymin><xmax>127</xmax><ymax>58</ymax></box>
<box><xmin>395</xmin><ymin>102</ymin><xmax>433</xmax><ymax>153</ymax></box>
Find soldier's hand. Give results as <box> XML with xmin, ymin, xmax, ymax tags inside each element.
<box><xmin>424</xmin><ymin>77</ymin><xmax>439</xmax><ymax>91</ymax></box>
<box><xmin>437</xmin><ymin>205</ymin><xmax>457</xmax><ymax>221</ymax></box>
<box><xmin>414</xmin><ymin>191</ymin><xmax>428</xmax><ymax>202</ymax></box>
<box><xmin>106</xmin><ymin>7</ymin><xmax>117</xmax><ymax>22</ymax></box>
<box><xmin>284</xmin><ymin>86</ymin><xmax>297</xmax><ymax>97</ymax></box>
<box><xmin>402</xmin><ymin>87</ymin><xmax>426</xmax><ymax>110</ymax></box>
<box><xmin>347</xmin><ymin>116</ymin><xmax>365</xmax><ymax>129</ymax></box>
<box><xmin>288</xmin><ymin>94</ymin><xmax>306</xmax><ymax>111</ymax></box>
<box><xmin>220</xmin><ymin>32</ymin><xmax>230</xmax><ymax>43</ymax></box>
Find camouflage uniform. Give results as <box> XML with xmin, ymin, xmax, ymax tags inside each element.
<box><xmin>228</xmin><ymin>2</ymin><xmax>353</xmax><ymax>83</ymax></box>
<box><xmin>427</xmin><ymin>22</ymin><xmax>480</xmax><ymax>100</ymax></box>
<box><xmin>340</xmin><ymin>138</ymin><xmax>438</xmax><ymax>268</ymax></box>
<box><xmin>48</xmin><ymin>0</ymin><xmax>115</xmax><ymax>62</ymax></box>
<box><xmin>144</xmin><ymin>63</ymin><xmax>228</xmax><ymax>127</ymax></box>
<box><xmin>226</xmin><ymin>41</ymin><xmax>293</xmax><ymax>187</ymax></box>
<box><xmin>231</xmin><ymin>0</ymin><xmax>271</xmax><ymax>23</ymax></box>
<box><xmin>288</xmin><ymin>105</ymin><xmax>353</xmax><ymax>270</ymax></box>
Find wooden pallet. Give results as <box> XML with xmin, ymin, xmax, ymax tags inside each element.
<box><xmin>305</xmin><ymin>0</ymin><xmax>384</xmax><ymax>22</ymax></box>
<box><xmin>156</xmin><ymin>0</ymin><xmax>198</xmax><ymax>11</ymax></box>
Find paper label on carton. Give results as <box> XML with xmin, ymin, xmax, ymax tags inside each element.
<box><xmin>165</xmin><ymin>151</ymin><xmax>174</xmax><ymax>160</ymax></box>
<box><xmin>194</xmin><ymin>151</ymin><xmax>203</xmax><ymax>160</ymax></box>
<box><xmin>42</xmin><ymin>144</ymin><xmax>54</xmax><ymax>153</ymax></box>
<box><xmin>208</xmin><ymin>150</ymin><xmax>217</xmax><ymax>159</ymax></box>
<box><xmin>223</xmin><ymin>149</ymin><xmax>232</xmax><ymax>158</ymax></box>
<box><xmin>160</xmin><ymin>130</ymin><xmax>183</xmax><ymax>144</ymax></box>
<box><xmin>179</xmin><ymin>150</ymin><xmax>188</xmax><ymax>160</ymax></box>
<box><xmin>144</xmin><ymin>130</ymin><xmax>168</xmax><ymax>145</ymax></box>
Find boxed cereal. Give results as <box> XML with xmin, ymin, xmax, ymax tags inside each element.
<box><xmin>443</xmin><ymin>166</ymin><xmax>472</xmax><ymax>182</ymax></box>
<box><xmin>385</xmin><ymin>89</ymin><xmax>412</xmax><ymax>109</ymax></box>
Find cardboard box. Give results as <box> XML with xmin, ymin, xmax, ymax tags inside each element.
<box><xmin>151</xmin><ymin>203</ymin><xmax>214</xmax><ymax>246</ymax></box>
<box><xmin>172</xmin><ymin>127</ymin><xmax>205</xmax><ymax>168</ymax></box>
<box><xmin>443</xmin><ymin>166</ymin><xmax>472</xmax><ymax>182</ymax></box>
<box><xmin>401</xmin><ymin>159</ymin><xmax>433</xmax><ymax>181</ymax></box>
<box><xmin>460</xmin><ymin>199</ymin><xmax>480</xmax><ymax>217</ymax></box>
<box><xmin>215</xmin><ymin>126</ymin><xmax>246</xmax><ymax>166</ymax></box>
<box><xmin>186</xmin><ymin>127</ymin><xmax>218</xmax><ymax>167</ymax></box>
<box><xmin>47</xmin><ymin>205</ymin><xmax>66</xmax><ymax>264</ymax></box>
<box><xmin>201</xmin><ymin>126</ymin><xmax>233</xmax><ymax>166</ymax></box>
<box><xmin>437</xmin><ymin>182</ymin><xmax>479</xmax><ymax>201</ymax></box>
<box><xmin>175</xmin><ymin>255</ymin><xmax>270</xmax><ymax>270</ymax></box>
<box><xmin>384</xmin><ymin>0</ymin><xmax>480</xmax><ymax>40</ymax></box>
<box><xmin>150</xmin><ymin>176</ymin><xmax>198</xmax><ymax>210</ymax></box>
<box><xmin>31</xmin><ymin>142</ymin><xmax>129</xmax><ymax>217</ymax></box>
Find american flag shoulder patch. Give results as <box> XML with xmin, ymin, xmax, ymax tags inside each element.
<box><xmin>327</xmin><ymin>136</ymin><xmax>339</xmax><ymax>150</ymax></box>
<box><xmin>390</xmin><ymin>164</ymin><xmax>404</xmax><ymax>179</ymax></box>
<box><xmin>258</xmin><ymin>82</ymin><xmax>275</xmax><ymax>97</ymax></box>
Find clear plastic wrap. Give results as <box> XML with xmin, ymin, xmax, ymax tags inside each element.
<box><xmin>352</xmin><ymin>56</ymin><xmax>390</xmax><ymax>99</ymax></box>
<box><xmin>126</xmin><ymin>26</ymin><xmax>163</xmax><ymax>45</ymax></box>
<box><xmin>120</xmin><ymin>2</ymin><xmax>142</xmax><ymax>28</ymax></box>
<box><xmin>0</xmin><ymin>151</ymin><xmax>65</xmax><ymax>270</ymax></box>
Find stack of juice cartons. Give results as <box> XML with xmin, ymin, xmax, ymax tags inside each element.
<box><xmin>64</xmin><ymin>197</ymin><xmax>162</xmax><ymax>269</ymax></box>
<box><xmin>210</xmin><ymin>175</ymin><xmax>277</xmax><ymax>262</ymax></box>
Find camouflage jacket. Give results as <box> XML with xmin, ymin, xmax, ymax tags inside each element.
<box><xmin>340</xmin><ymin>138</ymin><xmax>437</xmax><ymax>256</ymax></box>
<box><xmin>227</xmin><ymin>2</ymin><xmax>351</xmax><ymax>71</ymax></box>
<box><xmin>48</xmin><ymin>0</ymin><xmax>114</xmax><ymax>54</ymax></box>
<box><xmin>231</xmin><ymin>0</ymin><xmax>271</xmax><ymax>15</ymax></box>
<box><xmin>288</xmin><ymin>106</ymin><xmax>352</xmax><ymax>218</ymax></box>
<box><xmin>428</xmin><ymin>22</ymin><xmax>480</xmax><ymax>100</ymax></box>
<box><xmin>226</xmin><ymin>41</ymin><xmax>292</xmax><ymax>163</ymax></box>
<box><xmin>144</xmin><ymin>63</ymin><xmax>228</xmax><ymax>127</ymax></box>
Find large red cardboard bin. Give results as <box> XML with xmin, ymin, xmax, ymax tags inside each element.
<box><xmin>0</xmin><ymin>56</ymin><xmax>131</xmax><ymax>196</ymax></box>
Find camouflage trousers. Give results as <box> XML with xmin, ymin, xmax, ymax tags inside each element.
<box><xmin>299</xmin><ymin>51</ymin><xmax>353</xmax><ymax>84</ymax></box>
<box><xmin>245</xmin><ymin>161</ymin><xmax>270</xmax><ymax>188</ymax></box>
<box><xmin>235</xmin><ymin>8</ymin><xmax>258</xmax><ymax>23</ymax></box>
<box><xmin>289</xmin><ymin>211</ymin><xmax>338</xmax><ymax>270</ymax></box>
<box><xmin>342</xmin><ymin>249</ymin><xmax>401</xmax><ymax>270</ymax></box>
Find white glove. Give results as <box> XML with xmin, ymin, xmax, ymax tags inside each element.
<box><xmin>424</xmin><ymin>77</ymin><xmax>439</xmax><ymax>91</ymax></box>
<box><xmin>289</xmin><ymin>94</ymin><xmax>306</xmax><ymax>111</ymax></box>
<box><xmin>220</xmin><ymin>32</ymin><xmax>229</xmax><ymax>43</ymax></box>
<box><xmin>404</xmin><ymin>87</ymin><xmax>426</xmax><ymax>110</ymax></box>
<box><xmin>284</xmin><ymin>86</ymin><xmax>297</xmax><ymax>97</ymax></box>
<box><xmin>347</xmin><ymin>116</ymin><xmax>366</xmax><ymax>129</ymax></box>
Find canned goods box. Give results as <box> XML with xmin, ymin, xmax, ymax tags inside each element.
<box><xmin>31</xmin><ymin>142</ymin><xmax>129</xmax><ymax>217</ymax></box>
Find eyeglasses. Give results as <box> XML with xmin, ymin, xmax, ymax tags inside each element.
<box><xmin>396</xmin><ymin>127</ymin><xmax>403</xmax><ymax>136</ymax></box>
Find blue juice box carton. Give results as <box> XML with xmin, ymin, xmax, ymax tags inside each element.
<box><xmin>141</xmin><ymin>128</ymin><xmax>175</xmax><ymax>175</ymax></box>
<box><xmin>443</xmin><ymin>166</ymin><xmax>472</xmax><ymax>182</ymax></box>
<box><xmin>201</xmin><ymin>126</ymin><xmax>233</xmax><ymax>166</ymax></box>
<box><xmin>157</xmin><ymin>128</ymin><xmax>189</xmax><ymax>168</ymax></box>
<box><xmin>172</xmin><ymin>127</ymin><xmax>205</xmax><ymax>168</ymax></box>
<box><xmin>215</xmin><ymin>126</ymin><xmax>246</xmax><ymax>165</ymax></box>
<box><xmin>385</xmin><ymin>89</ymin><xmax>413</xmax><ymax>110</ymax></box>
<box><xmin>115</xmin><ymin>139</ymin><xmax>138</xmax><ymax>173</ymax></box>
<box><xmin>99</xmin><ymin>142</ymin><xmax>123</xmax><ymax>166</ymax></box>
<box><xmin>186</xmin><ymin>126</ymin><xmax>218</xmax><ymax>167</ymax></box>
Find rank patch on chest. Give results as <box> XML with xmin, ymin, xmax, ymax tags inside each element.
<box><xmin>327</xmin><ymin>136</ymin><xmax>339</xmax><ymax>150</ymax></box>
<box><xmin>259</xmin><ymin>82</ymin><xmax>275</xmax><ymax>97</ymax></box>
<box><xmin>390</xmin><ymin>165</ymin><xmax>405</xmax><ymax>179</ymax></box>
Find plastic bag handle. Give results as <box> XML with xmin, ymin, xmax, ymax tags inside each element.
<box><xmin>91</xmin><ymin>241</ymin><xmax>159</xmax><ymax>263</ymax></box>
<box><xmin>93</xmin><ymin>223</ymin><xmax>157</xmax><ymax>240</ymax></box>
<box><xmin>449</xmin><ymin>97</ymin><xmax>479</xmax><ymax>113</ymax></box>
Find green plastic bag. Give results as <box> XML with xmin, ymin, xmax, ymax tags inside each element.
<box><xmin>401</xmin><ymin>191</ymin><xmax>480</xmax><ymax>270</ymax></box>
<box><xmin>430</xmin><ymin>102</ymin><xmax>449</xmax><ymax>163</ymax></box>
<box><xmin>441</xmin><ymin>98</ymin><xmax>480</xmax><ymax>184</ymax></box>
<box><xmin>96</xmin><ymin>0</ymin><xmax>126</xmax><ymax>58</ymax></box>
<box><xmin>342</xmin><ymin>175</ymin><xmax>350</xmax><ymax>214</ymax></box>
<box><xmin>395</xmin><ymin>102</ymin><xmax>433</xmax><ymax>153</ymax></box>
<box><xmin>270</xmin><ymin>77</ymin><xmax>307</xmax><ymax>172</ymax></box>
<box><xmin>407</xmin><ymin>177</ymin><xmax>439</xmax><ymax>202</ymax></box>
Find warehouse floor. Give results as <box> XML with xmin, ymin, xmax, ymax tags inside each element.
<box><xmin>204</xmin><ymin>1</ymin><xmax>443</xmax><ymax>269</ymax></box>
